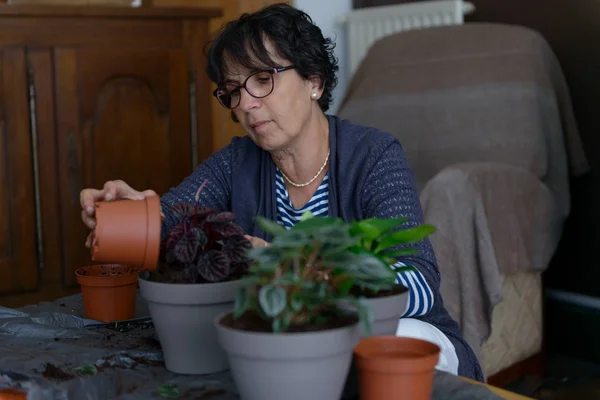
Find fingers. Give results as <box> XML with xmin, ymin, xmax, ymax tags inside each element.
<box><xmin>81</xmin><ymin>209</ymin><xmax>96</xmax><ymax>230</ymax></box>
<box><xmin>85</xmin><ymin>231</ymin><xmax>93</xmax><ymax>248</ymax></box>
<box><xmin>141</xmin><ymin>189</ymin><xmax>158</xmax><ymax>197</ymax></box>
<box><xmin>80</xmin><ymin>188</ymin><xmax>105</xmax><ymax>217</ymax></box>
<box><xmin>244</xmin><ymin>235</ymin><xmax>270</xmax><ymax>248</ymax></box>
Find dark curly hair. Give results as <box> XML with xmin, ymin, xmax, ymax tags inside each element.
<box><xmin>205</xmin><ymin>3</ymin><xmax>339</xmax><ymax>113</ymax></box>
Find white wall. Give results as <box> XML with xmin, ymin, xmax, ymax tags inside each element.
<box><xmin>293</xmin><ymin>0</ymin><xmax>352</xmax><ymax>114</ymax></box>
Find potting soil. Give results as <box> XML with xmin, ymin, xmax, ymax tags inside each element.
<box><xmin>0</xmin><ymin>293</ymin><xmax>503</xmax><ymax>399</ymax></box>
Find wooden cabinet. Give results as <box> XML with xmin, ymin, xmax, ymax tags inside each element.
<box><xmin>0</xmin><ymin>4</ymin><xmax>221</xmax><ymax>307</ymax></box>
<box><xmin>0</xmin><ymin>47</ymin><xmax>40</xmax><ymax>295</ymax></box>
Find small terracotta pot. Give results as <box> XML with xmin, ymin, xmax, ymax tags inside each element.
<box><xmin>75</xmin><ymin>264</ymin><xmax>138</xmax><ymax>322</ymax></box>
<box><xmin>0</xmin><ymin>389</ymin><xmax>27</xmax><ymax>400</ymax></box>
<box><xmin>354</xmin><ymin>336</ymin><xmax>440</xmax><ymax>400</ymax></box>
<box><xmin>91</xmin><ymin>195</ymin><xmax>161</xmax><ymax>271</ymax></box>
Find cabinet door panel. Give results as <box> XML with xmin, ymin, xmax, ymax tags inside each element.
<box><xmin>0</xmin><ymin>48</ymin><xmax>40</xmax><ymax>296</ymax></box>
<box><xmin>55</xmin><ymin>48</ymin><xmax>191</xmax><ymax>286</ymax></box>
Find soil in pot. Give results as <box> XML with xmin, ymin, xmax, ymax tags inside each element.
<box><xmin>222</xmin><ymin>310</ymin><xmax>358</xmax><ymax>333</ymax></box>
<box><xmin>138</xmin><ymin>272</ymin><xmax>245</xmax><ymax>375</ymax></box>
<box><xmin>91</xmin><ymin>195</ymin><xmax>161</xmax><ymax>271</ymax></box>
<box><xmin>216</xmin><ymin>310</ymin><xmax>360</xmax><ymax>400</ymax></box>
<box><xmin>354</xmin><ymin>336</ymin><xmax>440</xmax><ymax>400</ymax></box>
<box><xmin>75</xmin><ymin>264</ymin><xmax>138</xmax><ymax>322</ymax></box>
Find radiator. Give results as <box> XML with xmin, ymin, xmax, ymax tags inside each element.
<box><xmin>341</xmin><ymin>0</ymin><xmax>475</xmax><ymax>77</ymax></box>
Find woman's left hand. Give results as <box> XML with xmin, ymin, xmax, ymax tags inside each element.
<box><xmin>244</xmin><ymin>235</ymin><xmax>270</xmax><ymax>248</ymax></box>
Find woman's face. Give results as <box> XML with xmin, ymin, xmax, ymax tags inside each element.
<box><xmin>225</xmin><ymin>43</ymin><xmax>324</xmax><ymax>151</ymax></box>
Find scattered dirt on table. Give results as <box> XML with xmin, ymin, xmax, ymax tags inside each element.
<box><xmin>178</xmin><ymin>387</ymin><xmax>227</xmax><ymax>400</ymax></box>
<box><xmin>40</xmin><ymin>363</ymin><xmax>74</xmax><ymax>381</ymax></box>
<box><xmin>127</xmin><ymin>354</ymin><xmax>163</xmax><ymax>367</ymax></box>
<box><xmin>195</xmin><ymin>389</ymin><xmax>226</xmax><ymax>399</ymax></box>
<box><xmin>95</xmin><ymin>353</ymin><xmax>163</xmax><ymax>372</ymax></box>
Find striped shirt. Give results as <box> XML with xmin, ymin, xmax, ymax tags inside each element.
<box><xmin>275</xmin><ymin>168</ymin><xmax>434</xmax><ymax>317</ymax></box>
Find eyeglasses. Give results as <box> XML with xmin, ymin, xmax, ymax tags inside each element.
<box><xmin>212</xmin><ymin>66</ymin><xmax>295</xmax><ymax>109</ymax></box>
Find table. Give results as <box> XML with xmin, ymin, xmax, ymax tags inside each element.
<box><xmin>0</xmin><ymin>293</ymin><xmax>525</xmax><ymax>399</ymax></box>
<box><xmin>461</xmin><ymin>378</ymin><xmax>534</xmax><ymax>400</ymax></box>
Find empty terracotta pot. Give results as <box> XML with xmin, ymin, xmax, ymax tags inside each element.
<box><xmin>354</xmin><ymin>336</ymin><xmax>440</xmax><ymax>400</ymax></box>
<box><xmin>0</xmin><ymin>389</ymin><xmax>27</xmax><ymax>400</ymax></box>
<box><xmin>91</xmin><ymin>195</ymin><xmax>161</xmax><ymax>271</ymax></box>
<box><xmin>75</xmin><ymin>264</ymin><xmax>138</xmax><ymax>322</ymax></box>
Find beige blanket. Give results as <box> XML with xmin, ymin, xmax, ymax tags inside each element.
<box><xmin>338</xmin><ymin>23</ymin><xmax>589</xmax><ymax>362</ymax></box>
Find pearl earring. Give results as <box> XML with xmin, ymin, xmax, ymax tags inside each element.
<box><xmin>311</xmin><ymin>93</ymin><xmax>317</xmax><ymax>99</ymax></box>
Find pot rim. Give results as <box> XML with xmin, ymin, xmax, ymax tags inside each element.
<box><xmin>142</xmin><ymin>195</ymin><xmax>161</xmax><ymax>271</ymax></box>
<box><xmin>354</xmin><ymin>335</ymin><xmax>441</xmax><ymax>373</ymax></box>
<box><xmin>214</xmin><ymin>310</ymin><xmax>361</xmax><ymax>360</ymax></box>
<box><xmin>214</xmin><ymin>310</ymin><xmax>360</xmax><ymax>338</ymax></box>
<box><xmin>138</xmin><ymin>272</ymin><xmax>247</xmax><ymax>305</ymax></box>
<box><xmin>138</xmin><ymin>271</ymin><xmax>247</xmax><ymax>289</ymax></box>
<box><xmin>75</xmin><ymin>264</ymin><xmax>139</xmax><ymax>287</ymax></box>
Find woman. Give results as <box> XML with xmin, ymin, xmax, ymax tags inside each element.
<box><xmin>79</xmin><ymin>3</ymin><xmax>483</xmax><ymax>381</ymax></box>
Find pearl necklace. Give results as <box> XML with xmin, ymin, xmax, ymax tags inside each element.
<box><xmin>280</xmin><ymin>149</ymin><xmax>330</xmax><ymax>188</ymax></box>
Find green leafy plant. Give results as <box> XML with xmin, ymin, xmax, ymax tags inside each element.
<box><xmin>348</xmin><ymin>217</ymin><xmax>436</xmax><ymax>291</ymax></box>
<box><xmin>234</xmin><ymin>212</ymin><xmax>397</xmax><ymax>334</ymax></box>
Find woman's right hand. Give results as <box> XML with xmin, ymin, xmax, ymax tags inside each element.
<box><xmin>80</xmin><ymin>180</ymin><xmax>159</xmax><ymax>247</ymax></box>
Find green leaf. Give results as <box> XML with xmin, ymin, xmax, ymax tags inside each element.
<box><xmin>272</xmin><ymin>317</ymin><xmax>283</xmax><ymax>332</ymax></box>
<box><xmin>75</xmin><ymin>363</ymin><xmax>97</xmax><ymax>377</ymax></box>
<box><xmin>363</xmin><ymin>218</ymin><xmax>408</xmax><ymax>235</ymax></box>
<box><xmin>258</xmin><ymin>285</ymin><xmax>287</xmax><ymax>317</ymax></box>
<box><xmin>382</xmin><ymin>248</ymin><xmax>419</xmax><ymax>258</ymax></box>
<box><xmin>336</xmin><ymin>276</ymin><xmax>355</xmax><ymax>296</ymax></box>
<box><xmin>356</xmin><ymin>297</ymin><xmax>374</xmax><ymax>336</ymax></box>
<box><xmin>272</xmin><ymin>230</ymin><xmax>312</xmax><ymax>248</ymax></box>
<box><xmin>347</xmin><ymin>253</ymin><xmax>396</xmax><ymax>280</ymax></box>
<box><xmin>392</xmin><ymin>265</ymin><xmax>417</xmax><ymax>274</ymax></box>
<box><xmin>349</xmin><ymin>220</ymin><xmax>381</xmax><ymax>243</ymax></box>
<box><xmin>157</xmin><ymin>384</ymin><xmax>180</xmax><ymax>398</ymax></box>
<box><xmin>292</xmin><ymin>216</ymin><xmax>344</xmax><ymax>231</ymax></box>
<box><xmin>300</xmin><ymin>210</ymin><xmax>314</xmax><ymax>221</ymax></box>
<box><xmin>233</xmin><ymin>286</ymin><xmax>251</xmax><ymax>318</ymax></box>
<box><xmin>272</xmin><ymin>311</ymin><xmax>293</xmax><ymax>332</ymax></box>
<box><xmin>290</xmin><ymin>291</ymin><xmax>303</xmax><ymax>312</ymax></box>
<box><xmin>256</xmin><ymin>217</ymin><xmax>287</xmax><ymax>237</ymax></box>
<box><xmin>246</xmin><ymin>247</ymin><xmax>280</xmax><ymax>265</ymax></box>
<box><xmin>375</xmin><ymin>224</ymin><xmax>436</xmax><ymax>253</ymax></box>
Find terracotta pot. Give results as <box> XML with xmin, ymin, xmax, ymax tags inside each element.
<box><xmin>0</xmin><ymin>389</ymin><xmax>27</xmax><ymax>400</ymax></box>
<box><xmin>91</xmin><ymin>195</ymin><xmax>161</xmax><ymax>271</ymax></box>
<box><xmin>138</xmin><ymin>272</ymin><xmax>247</xmax><ymax>375</ymax></box>
<box><xmin>342</xmin><ymin>284</ymin><xmax>409</xmax><ymax>399</ymax></box>
<box><xmin>354</xmin><ymin>336</ymin><xmax>440</xmax><ymax>400</ymax></box>
<box><xmin>75</xmin><ymin>264</ymin><xmax>138</xmax><ymax>322</ymax></box>
<box><xmin>215</xmin><ymin>311</ymin><xmax>360</xmax><ymax>400</ymax></box>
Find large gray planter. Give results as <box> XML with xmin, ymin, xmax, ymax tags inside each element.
<box><xmin>215</xmin><ymin>312</ymin><xmax>360</xmax><ymax>400</ymax></box>
<box><xmin>138</xmin><ymin>272</ymin><xmax>245</xmax><ymax>375</ymax></box>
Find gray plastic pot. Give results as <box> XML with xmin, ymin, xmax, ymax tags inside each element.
<box><xmin>365</xmin><ymin>284</ymin><xmax>409</xmax><ymax>337</ymax></box>
<box><xmin>139</xmin><ymin>272</ymin><xmax>246</xmax><ymax>375</ymax></box>
<box><xmin>215</xmin><ymin>312</ymin><xmax>360</xmax><ymax>400</ymax></box>
<box><xmin>342</xmin><ymin>285</ymin><xmax>410</xmax><ymax>399</ymax></box>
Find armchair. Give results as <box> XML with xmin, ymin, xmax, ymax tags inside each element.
<box><xmin>338</xmin><ymin>22</ymin><xmax>589</xmax><ymax>382</ymax></box>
